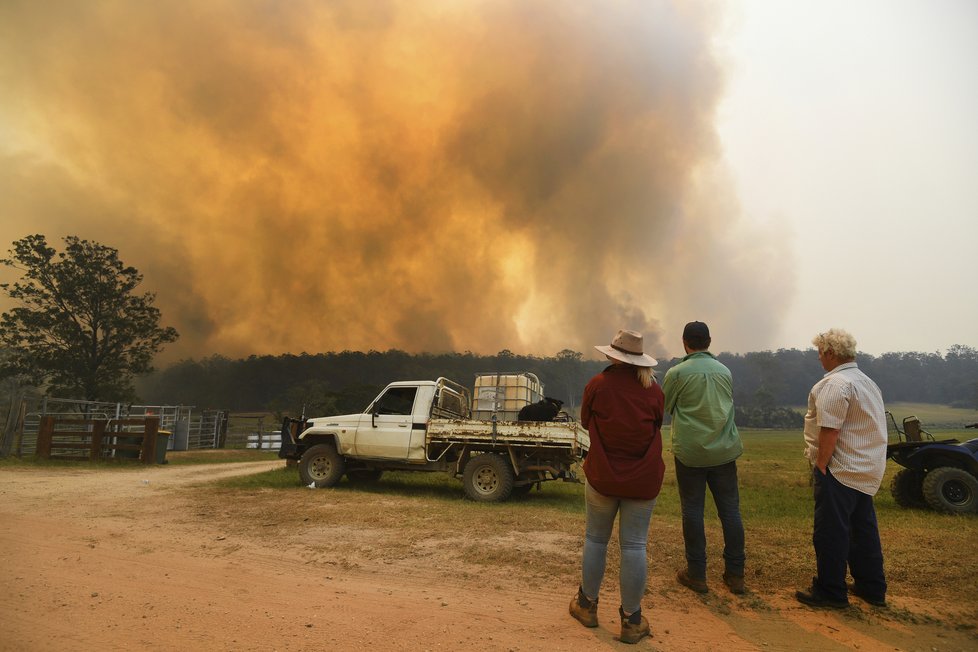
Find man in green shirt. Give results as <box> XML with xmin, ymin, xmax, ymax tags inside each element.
<box><xmin>662</xmin><ymin>321</ymin><xmax>746</xmax><ymax>595</ymax></box>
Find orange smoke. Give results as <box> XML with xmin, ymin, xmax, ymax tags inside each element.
<box><xmin>0</xmin><ymin>1</ymin><xmax>792</xmax><ymax>362</ymax></box>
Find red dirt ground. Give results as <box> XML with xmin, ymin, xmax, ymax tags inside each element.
<box><xmin>1</xmin><ymin>459</ymin><xmax>975</xmax><ymax>651</ymax></box>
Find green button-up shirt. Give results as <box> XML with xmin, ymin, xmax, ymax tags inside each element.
<box><xmin>662</xmin><ymin>351</ymin><xmax>742</xmax><ymax>467</ymax></box>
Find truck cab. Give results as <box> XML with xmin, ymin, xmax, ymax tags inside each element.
<box><xmin>298</xmin><ymin>378</ymin><xmax>469</xmax><ymax>462</ymax></box>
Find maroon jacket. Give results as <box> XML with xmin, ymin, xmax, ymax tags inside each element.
<box><xmin>581</xmin><ymin>364</ymin><xmax>665</xmax><ymax>500</ymax></box>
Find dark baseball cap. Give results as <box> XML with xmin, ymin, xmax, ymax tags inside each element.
<box><xmin>682</xmin><ymin>321</ymin><xmax>710</xmax><ymax>341</ymax></box>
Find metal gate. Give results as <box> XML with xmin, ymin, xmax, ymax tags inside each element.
<box><xmin>1</xmin><ymin>395</ymin><xmax>225</xmax><ymax>458</ymax></box>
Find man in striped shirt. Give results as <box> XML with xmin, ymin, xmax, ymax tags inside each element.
<box><xmin>796</xmin><ymin>328</ymin><xmax>888</xmax><ymax>609</ymax></box>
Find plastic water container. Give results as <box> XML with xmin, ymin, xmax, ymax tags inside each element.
<box><xmin>472</xmin><ymin>373</ymin><xmax>544</xmax><ymax>421</ymax></box>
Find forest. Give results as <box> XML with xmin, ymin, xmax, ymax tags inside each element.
<box><xmin>136</xmin><ymin>345</ymin><xmax>978</xmax><ymax>428</ymax></box>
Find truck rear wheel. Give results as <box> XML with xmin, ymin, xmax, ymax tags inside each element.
<box><xmin>463</xmin><ymin>453</ymin><xmax>515</xmax><ymax>502</ymax></box>
<box><xmin>299</xmin><ymin>443</ymin><xmax>346</xmax><ymax>488</ymax></box>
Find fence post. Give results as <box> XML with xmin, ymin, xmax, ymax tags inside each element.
<box><xmin>14</xmin><ymin>399</ymin><xmax>26</xmax><ymax>458</ymax></box>
<box><xmin>141</xmin><ymin>417</ymin><xmax>160</xmax><ymax>464</ymax></box>
<box><xmin>90</xmin><ymin>420</ymin><xmax>107</xmax><ymax>462</ymax></box>
<box><xmin>1</xmin><ymin>391</ymin><xmax>25</xmax><ymax>457</ymax></box>
<box><xmin>36</xmin><ymin>416</ymin><xmax>55</xmax><ymax>460</ymax></box>
<box><xmin>217</xmin><ymin>411</ymin><xmax>229</xmax><ymax>448</ymax></box>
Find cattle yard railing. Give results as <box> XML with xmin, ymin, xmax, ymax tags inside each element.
<box><xmin>35</xmin><ymin>416</ymin><xmax>162</xmax><ymax>464</ymax></box>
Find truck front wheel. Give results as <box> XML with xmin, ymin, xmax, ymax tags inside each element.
<box><xmin>463</xmin><ymin>453</ymin><xmax>515</xmax><ymax>502</ymax></box>
<box><xmin>299</xmin><ymin>443</ymin><xmax>346</xmax><ymax>488</ymax></box>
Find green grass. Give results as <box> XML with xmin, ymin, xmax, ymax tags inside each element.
<box><xmin>792</xmin><ymin>402</ymin><xmax>978</xmax><ymax>428</ymax></box>
<box><xmin>884</xmin><ymin>402</ymin><xmax>978</xmax><ymax>427</ymax></box>
<box><xmin>6</xmin><ymin>421</ymin><xmax>976</xmax><ymax>623</ymax></box>
<box><xmin>187</xmin><ymin>428</ymin><xmax>978</xmax><ymax>626</ymax></box>
<box><xmin>0</xmin><ymin>449</ymin><xmax>278</xmax><ymax>468</ymax></box>
<box><xmin>165</xmin><ymin>450</ymin><xmax>279</xmax><ymax>465</ymax></box>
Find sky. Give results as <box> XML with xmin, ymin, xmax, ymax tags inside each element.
<box><xmin>716</xmin><ymin>0</ymin><xmax>978</xmax><ymax>357</ymax></box>
<box><xmin>0</xmin><ymin>0</ymin><xmax>975</xmax><ymax>364</ymax></box>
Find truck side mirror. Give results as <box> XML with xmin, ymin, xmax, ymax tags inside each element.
<box><xmin>372</xmin><ymin>410</ymin><xmax>379</xmax><ymax>428</ymax></box>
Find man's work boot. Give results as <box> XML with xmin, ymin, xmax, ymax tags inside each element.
<box><xmin>619</xmin><ymin>606</ymin><xmax>650</xmax><ymax>644</ymax></box>
<box><xmin>795</xmin><ymin>578</ymin><xmax>849</xmax><ymax>609</ymax></box>
<box><xmin>568</xmin><ymin>586</ymin><xmax>598</xmax><ymax>627</ymax></box>
<box><xmin>677</xmin><ymin>569</ymin><xmax>709</xmax><ymax>594</ymax></box>
<box><xmin>723</xmin><ymin>572</ymin><xmax>746</xmax><ymax>595</ymax></box>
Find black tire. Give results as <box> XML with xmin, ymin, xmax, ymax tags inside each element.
<box><xmin>890</xmin><ymin>468</ymin><xmax>926</xmax><ymax>508</ymax></box>
<box><xmin>462</xmin><ymin>453</ymin><xmax>515</xmax><ymax>502</ymax></box>
<box><xmin>299</xmin><ymin>443</ymin><xmax>346</xmax><ymax>488</ymax></box>
<box><xmin>346</xmin><ymin>469</ymin><xmax>383</xmax><ymax>484</ymax></box>
<box><xmin>921</xmin><ymin>467</ymin><xmax>978</xmax><ymax>514</ymax></box>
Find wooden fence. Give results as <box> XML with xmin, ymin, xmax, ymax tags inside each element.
<box><xmin>35</xmin><ymin>416</ymin><xmax>161</xmax><ymax>464</ymax></box>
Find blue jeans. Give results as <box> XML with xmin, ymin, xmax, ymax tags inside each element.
<box><xmin>581</xmin><ymin>480</ymin><xmax>657</xmax><ymax>614</ymax></box>
<box><xmin>674</xmin><ymin>458</ymin><xmax>745</xmax><ymax>579</ymax></box>
<box><xmin>812</xmin><ymin>467</ymin><xmax>886</xmax><ymax>602</ymax></box>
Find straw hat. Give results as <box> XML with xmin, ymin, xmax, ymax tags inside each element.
<box><xmin>594</xmin><ymin>329</ymin><xmax>658</xmax><ymax>367</ymax></box>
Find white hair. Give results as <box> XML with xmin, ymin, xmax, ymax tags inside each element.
<box><xmin>812</xmin><ymin>328</ymin><xmax>857</xmax><ymax>360</ymax></box>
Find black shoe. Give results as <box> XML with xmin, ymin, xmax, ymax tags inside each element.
<box><xmin>848</xmin><ymin>583</ymin><xmax>887</xmax><ymax>607</ymax></box>
<box><xmin>795</xmin><ymin>584</ymin><xmax>849</xmax><ymax>609</ymax></box>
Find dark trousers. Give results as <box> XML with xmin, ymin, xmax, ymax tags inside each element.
<box><xmin>675</xmin><ymin>458</ymin><xmax>746</xmax><ymax>579</ymax></box>
<box><xmin>812</xmin><ymin>467</ymin><xmax>887</xmax><ymax>602</ymax></box>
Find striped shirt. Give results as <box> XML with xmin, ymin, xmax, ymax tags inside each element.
<box><xmin>803</xmin><ymin>362</ymin><xmax>887</xmax><ymax>495</ymax></box>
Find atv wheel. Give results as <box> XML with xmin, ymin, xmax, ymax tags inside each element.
<box><xmin>299</xmin><ymin>443</ymin><xmax>346</xmax><ymax>488</ymax></box>
<box><xmin>462</xmin><ymin>453</ymin><xmax>515</xmax><ymax>502</ymax></box>
<box><xmin>922</xmin><ymin>466</ymin><xmax>978</xmax><ymax>514</ymax></box>
<box><xmin>890</xmin><ymin>468</ymin><xmax>926</xmax><ymax>508</ymax></box>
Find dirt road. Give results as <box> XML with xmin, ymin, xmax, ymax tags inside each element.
<box><xmin>1</xmin><ymin>459</ymin><xmax>974</xmax><ymax>651</ymax></box>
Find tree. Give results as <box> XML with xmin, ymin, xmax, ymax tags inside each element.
<box><xmin>0</xmin><ymin>234</ymin><xmax>178</xmax><ymax>401</ymax></box>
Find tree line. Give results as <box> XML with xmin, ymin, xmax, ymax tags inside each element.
<box><xmin>2</xmin><ymin>233</ymin><xmax>976</xmax><ymax>429</ymax></box>
<box><xmin>136</xmin><ymin>345</ymin><xmax>978</xmax><ymax>427</ymax></box>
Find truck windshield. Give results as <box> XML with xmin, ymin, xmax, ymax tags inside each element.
<box><xmin>372</xmin><ymin>387</ymin><xmax>418</xmax><ymax>416</ymax></box>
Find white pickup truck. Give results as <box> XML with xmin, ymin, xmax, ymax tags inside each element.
<box><xmin>279</xmin><ymin>377</ymin><xmax>590</xmax><ymax>501</ymax></box>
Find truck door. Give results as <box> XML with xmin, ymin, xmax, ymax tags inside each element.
<box><xmin>355</xmin><ymin>386</ymin><xmax>419</xmax><ymax>459</ymax></box>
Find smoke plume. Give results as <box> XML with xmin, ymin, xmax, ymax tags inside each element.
<box><xmin>0</xmin><ymin>0</ymin><xmax>792</xmax><ymax>362</ymax></box>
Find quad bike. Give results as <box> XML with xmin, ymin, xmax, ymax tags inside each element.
<box><xmin>886</xmin><ymin>413</ymin><xmax>978</xmax><ymax>514</ymax></box>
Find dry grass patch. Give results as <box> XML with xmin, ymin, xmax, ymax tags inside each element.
<box><xmin>190</xmin><ymin>431</ymin><xmax>977</xmax><ymax>629</ymax></box>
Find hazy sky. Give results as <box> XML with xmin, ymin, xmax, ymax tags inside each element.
<box><xmin>0</xmin><ymin>0</ymin><xmax>975</xmax><ymax>363</ymax></box>
<box><xmin>717</xmin><ymin>0</ymin><xmax>978</xmax><ymax>355</ymax></box>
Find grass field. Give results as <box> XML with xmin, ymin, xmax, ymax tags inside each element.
<box><xmin>791</xmin><ymin>402</ymin><xmax>978</xmax><ymax>428</ymax></box>
<box><xmin>5</xmin><ymin>421</ymin><xmax>976</xmax><ymax>627</ymax></box>
<box><xmin>209</xmin><ymin>426</ymin><xmax>978</xmax><ymax>628</ymax></box>
<box><xmin>882</xmin><ymin>402</ymin><xmax>978</xmax><ymax>428</ymax></box>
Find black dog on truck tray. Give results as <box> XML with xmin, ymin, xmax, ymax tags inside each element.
<box><xmin>518</xmin><ymin>397</ymin><xmax>564</xmax><ymax>422</ymax></box>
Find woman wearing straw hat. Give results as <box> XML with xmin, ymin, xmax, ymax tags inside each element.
<box><xmin>568</xmin><ymin>329</ymin><xmax>665</xmax><ymax>644</ymax></box>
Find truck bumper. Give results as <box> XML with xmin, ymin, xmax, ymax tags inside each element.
<box><xmin>278</xmin><ymin>417</ymin><xmax>307</xmax><ymax>460</ymax></box>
